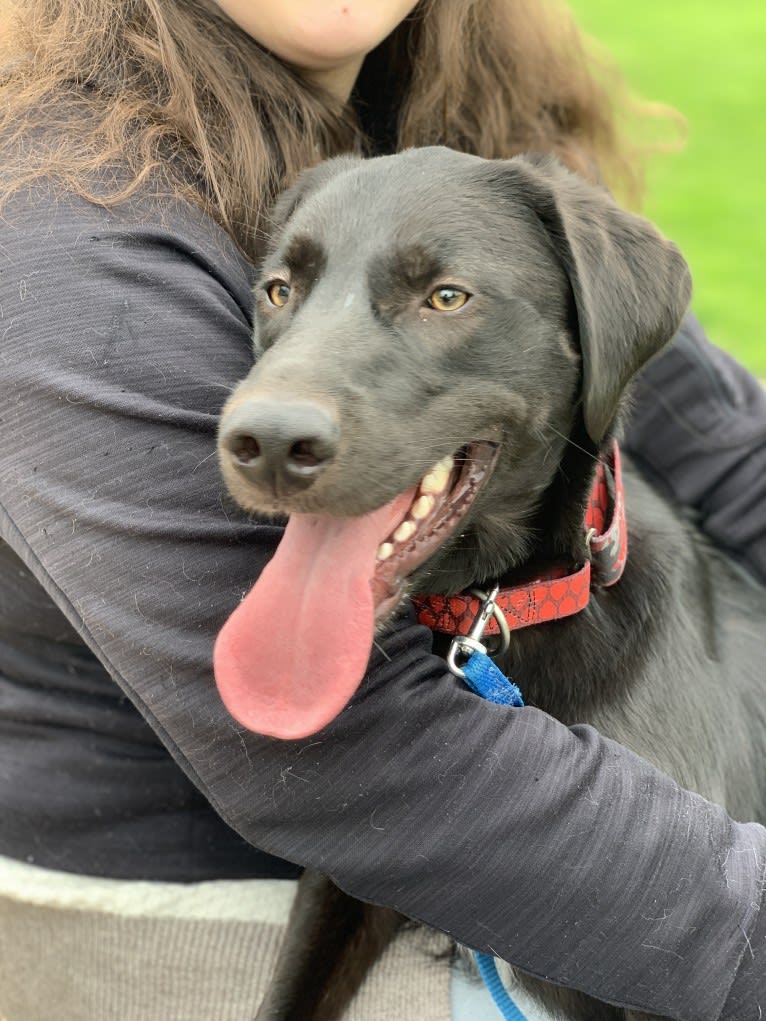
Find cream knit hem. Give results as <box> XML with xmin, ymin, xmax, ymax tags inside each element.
<box><xmin>0</xmin><ymin>852</ymin><xmax>298</xmax><ymax>922</ymax></box>
<box><xmin>0</xmin><ymin>855</ymin><xmax>452</xmax><ymax>1021</ymax></box>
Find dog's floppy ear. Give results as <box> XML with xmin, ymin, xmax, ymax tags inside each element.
<box><xmin>496</xmin><ymin>155</ymin><xmax>692</xmax><ymax>444</ymax></box>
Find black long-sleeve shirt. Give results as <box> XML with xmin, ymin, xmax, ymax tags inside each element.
<box><xmin>1</xmin><ymin>180</ymin><xmax>764</xmax><ymax>1020</ymax></box>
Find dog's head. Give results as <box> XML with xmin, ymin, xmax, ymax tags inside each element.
<box><xmin>220</xmin><ymin>148</ymin><xmax>690</xmax><ymax>590</ymax></box>
<box><xmin>214</xmin><ymin>148</ymin><xmax>691</xmax><ymax>737</ymax></box>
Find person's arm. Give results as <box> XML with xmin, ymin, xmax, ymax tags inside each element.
<box><xmin>625</xmin><ymin>311</ymin><xmax>766</xmax><ymax>583</ymax></box>
<box><xmin>1</xmin><ymin>186</ymin><xmax>762</xmax><ymax>1021</ymax></box>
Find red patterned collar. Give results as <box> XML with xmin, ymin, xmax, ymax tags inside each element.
<box><xmin>411</xmin><ymin>441</ymin><xmax>627</xmax><ymax>639</ymax></box>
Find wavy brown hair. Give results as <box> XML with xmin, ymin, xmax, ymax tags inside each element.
<box><xmin>0</xmin><ymin>0</ymin><xmax>650</xmax><ymax>261</ymax></box>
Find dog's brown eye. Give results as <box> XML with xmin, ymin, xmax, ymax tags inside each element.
<box><xmin>427</xmin><ymin>287</ymin><xmax>470</xmax><ymax>312</ymax></box>
<box><xmin>266</xmin><ymin>280</ymin><xmax>291</xmax><ymax>308</ymax></box>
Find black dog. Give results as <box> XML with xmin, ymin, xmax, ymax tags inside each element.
<box><xmin>214</xmin><ymin>148</ymin><xmax>766</xmax><ymax>1021</ymax></box>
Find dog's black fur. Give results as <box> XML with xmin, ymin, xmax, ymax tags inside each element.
<box><xmin>218</xmin><ymin>148</ymin><xmax>766</xmax><ymax>1021</ymax></box>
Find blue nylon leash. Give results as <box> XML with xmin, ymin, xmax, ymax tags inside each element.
<box><xmin>463</xmin><ymin>650</ymin><xmax>528</xmax><ymax>1021</ymax></box>
<box><xmin>449</xmin><ymin>628</ymin><xmax>527</xmax><ymax>1021</ymax></box>
<box><xmin>474</xmin><ymin>952</ymin><xmax>531</xmax><ymax>1021</ymax></box>
<box><xmin>447</xmin><ymin>588</ymin><xmax>531</xmax><ymax>1016</ymax></box>
<box><xmin>462</xmin><ymin>649</ymin><xmax>524</xmax><ymax>707</ymax></box>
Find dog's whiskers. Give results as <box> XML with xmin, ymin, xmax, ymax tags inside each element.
<box><xmin>372</xmin><ymin>639</ymin><xmax>391</xmax><ymax>662</ymax></box>
<box><xmin>542</xmin><ymin>424</ymin><xmax>599</xmax><ymax>463</ymax></box>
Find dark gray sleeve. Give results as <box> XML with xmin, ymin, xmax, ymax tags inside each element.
<box><xmin>625</xmin><ymin>312</ymin><xmax>766</xmax><ymax>582</ymax></box>
<box><xmin>0</xmin><ymin>188</ymin><xmax>763</xmax><ymax>1021</ymax></box>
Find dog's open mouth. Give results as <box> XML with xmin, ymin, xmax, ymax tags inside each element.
<box><xmin>371</xmin><ymin>441</ymin><xmax>500</xmax><ymax>620</ymax></box>
<box><xmin>213</xmin><ymin>440</ymin><xmax>499</xmax><ymax>739</ymax></box>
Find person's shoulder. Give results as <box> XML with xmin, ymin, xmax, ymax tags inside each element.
<box><xmin>0</xmin><ymin>154</ymin><xmax>256</xmax><ymax>320</ymax></box>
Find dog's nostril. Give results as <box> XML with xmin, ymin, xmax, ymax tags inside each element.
<box><xmin>229</xmin><ymin>434</ymin><xmax>261</xmax><ymax>466</ymax></box>
<box><xmin>288</xmin><ymin>439</ymin><xmax>322</xmax><ymax>468</ymax></box>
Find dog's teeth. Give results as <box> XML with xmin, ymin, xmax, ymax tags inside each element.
<box><xmin>393</xmin><ymin>520</ymin><xmax>416</xmax><ymax>543</ymax></box>
<box><xmin>420</xmin><ymin>457</ymin><xmax>453</xmax><ymax>495</ymax></box>
<box><xmin>376</xmin><ymin>542</ymin><xmax>394</xmax><ymax>561</ymax></box>
<box><xmin>411</xmin><ymin>494</ymin><xmax>435</xmax><ymax>520</ymax></box>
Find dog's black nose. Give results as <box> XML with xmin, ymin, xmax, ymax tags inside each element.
<box><xmin>219</xmin><ymin>400</ymin><xmax>339</xmax><ymax>495</ymax></box>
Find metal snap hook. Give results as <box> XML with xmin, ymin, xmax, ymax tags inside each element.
<box><xmin>447</xmin><ymin>585</ymin><xmax>509</xmax><ymax>679</ymax></box>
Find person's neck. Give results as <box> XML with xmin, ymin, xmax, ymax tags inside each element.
<box><xmin>295</xmin><ymin>56</ymin><xmax>364</xmax><ymax>104</ymax></box>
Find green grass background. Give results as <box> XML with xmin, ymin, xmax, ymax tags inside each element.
<box><xmin>570</xmin><ymin>1</ymin><xmax>766</xmax><ymax>374</ymax></box>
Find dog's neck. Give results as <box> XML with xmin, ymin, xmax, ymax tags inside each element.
<box><xmin>535</xmin><ymin>417</ymin><xmax>605</xmax><ymax>564</ymax></box>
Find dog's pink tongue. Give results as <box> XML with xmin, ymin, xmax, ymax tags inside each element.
<box><xmin>214</xmin><ymin>490</ymin><xmax>415</xmax><ymax>739</ymax></box>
